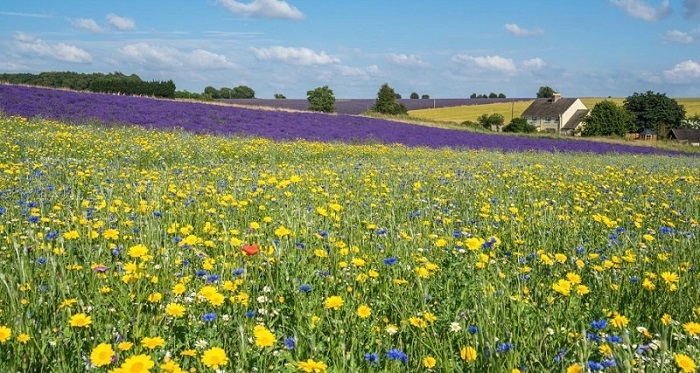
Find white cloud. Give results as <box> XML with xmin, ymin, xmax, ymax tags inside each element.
<box><xmin>218</xmin><ymin>0</ymin><xmax>304</xmax><ymax>20</ymax></box>
<box><xmin>13</xmin><ymin>32</ymin><xmax>91</xmax><ymax>63</ymax></box>
<box><xmin>504</xmin><ymin>23</ymin><xmax>544</xmax><ymax>37</ymax></box>
<box><xmin>522</xmin><ymin>58</ymin><xmax>546</xmax><ymax>69</ymax></box>
<box><xmin>107</xmin><ymin>14</ymin><xmax>136</xmax><ymax>31</ymax></box>
<box><xmin>251</xmin><ymin>46</ymin><xmax>339</xmax><ymax>65</ymax></box>
<box><xmin>0</xmin><ymin>11</ymin><xmax>52</xmax><ymax>18</ymax></box>
<box><xmin>337</xmin><ymin>64</ymin><xmax>380</xmax><ymax>77</ymax></box>
<box><xmin>71</xmin><ymin>18</ymin><xmax>104</xmax><ymax>33</ymax></box>
<box><xmin>451</xmin><ymin>54</ymin><xmax>517</xmax><ymax>73</ymax></box>
<box><xmin>119</xmin><ymin>42</ymin><xmax>236</xmax><ymax>69</ymax></box>
<box><xmin>666</xmin><ymin>29</ymin><xmax>694</xmax><ymax>43</ymax></box>
<box><xmin>610</xmin><ymin>0</ymin><xmax>671</xmax><ymax>21</ymax></box>
<box><xmin>663</xmin><ymin>60</ymin><xmax>700</xmax><ymax>82</ymax></box>
<box><xmin>387</xmin><ymin>53</ymin><xmax>428</xmax><ymax>68</ymax></box>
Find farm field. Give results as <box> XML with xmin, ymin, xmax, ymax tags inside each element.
<box><xmin>1</xmin><ymin>111</ymin><xmax>700</xmax><ymax>372</ymax></box>
<box><xmin>1</xmin><ymin>113</ymin><xmax>699</xmax><ymax>372</ymax></box>
<box><xmin>0</xmin><ymin>84</ymin><xmax>691</xmax><ymax>156</ymax></box>
<box><xmin>409</xmin><ymin>97</ymin><xmax>700</xmax><ymax>124</ymax></box>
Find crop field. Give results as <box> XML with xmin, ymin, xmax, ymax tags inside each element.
<box><xmin>409</xmin><ymin>98</ymin><xmax>700</xmax><ymax>124</ymax></box>
<box><xmin>1</xmin><ymin>85</ymin><xmax>700</xmax><ymax>372</ymax></box>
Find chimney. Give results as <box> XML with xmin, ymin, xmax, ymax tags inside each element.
<box><xmin>552</xmin><ymin>92</ymin><xmax>561</xmax><ymax>102</ymax></box>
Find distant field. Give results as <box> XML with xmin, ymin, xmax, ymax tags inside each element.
<box><xmin>409</xmin><ymin>97</ymin><xmax>700</xmax><ymax>123</ymax></box>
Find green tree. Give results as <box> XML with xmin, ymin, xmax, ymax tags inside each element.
<box><xmin>536</xmin><ymin>86</ymin><xmax>556</xmax><ymax>98</ymax></box>
<box><xmin>372</xmin><ymin>83</ymin><xmax>408</xmax><ymax>115</ymax></box>
<box><xmin>307</xmin><ymin>85</ymin><xmax>335</xmax><ymax>113</ymax></box>
<box><xmin>203</xmin><ymin>86</ymin><xmax>220</xmax><ymax>98</ymax></box>
<box><xmin>503</xmin><ymin>117</ymin><xmax>537</xmax><ymax>133</ymax></box>
<box><xmin>231</xmin><ymin>85</ymin><xmax>255</xmax><ymax>99</ymax></box>
<box><xmin>488</xmin><ymin>92</ymin><xmax>497</xmax><ymax>99</ymax></box>
<box><xmin>421</xmin><ymin>94</ymin><xmax>430</xmax><ymax>99</ymax></box>
<box><xmin>477</xmin><ymin>113</ymin><xmax>505</xmax><ymax>131</ymax></box>
<box><xmin>623</xmin><ymin>91</ymin><xmax>686</xmax><ymax>135</ymax></box>
<box><xmin>470</xmin><ymin>93</ymin><xmax>477</xmax><ymax>99</ymax></box>
<box><xmin>498</xmin><ymin>93</ymin><xmax>506</xmax><ymax>98</ymax></box>
<box><xmin>274</xmin><ymin>93</ymin><xmax>286</xmax><ymax>99</ymax></box>
<box><xmin>580</xmin><ymin>100</ymin><xmax>635</xmax><ymax>137</ymax></box>
<box><xmin>410</xmin><ymin>92</ymin><xmax>419</xmax><ymax>99</ymax></box>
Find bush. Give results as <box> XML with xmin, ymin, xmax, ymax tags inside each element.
<box><xmin>503</xmin><ymin>117</ymin><xmax>537</xmax><ymax>133</ymax></box>
<box><xmin>372</xmin><ymin>83</ymin><xmax>407</xmax><ymax>115</ymax></box>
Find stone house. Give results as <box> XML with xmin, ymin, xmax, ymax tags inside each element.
<box><xmin>521</xmin><ymin>93</ymin><xmax>588</xmax><ymax>135</ymax></box>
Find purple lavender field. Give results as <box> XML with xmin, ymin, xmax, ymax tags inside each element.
<box><xmin>0</xmin><ymin>84</ymin><xmax>688</xmax><ymax>155</ymax></box>
<box><xmin>219</xmin><ymin>97</ymin><xmax>527</xmax><ymax>115</ymax></box>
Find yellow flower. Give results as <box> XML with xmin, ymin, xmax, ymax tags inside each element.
<box><xmin>165</xmin><ymin>303</ymin><xmax>186</xmax><ymax>318</ymax></box>
<box><xmin>423</xmin><ymin>356</ymin><xmax>437</xmax><ymax>368</ymax></box>
<box><xmin>552</xmin><ymin>279</ymin><xmax>572</xmax><ymax>296</ymax></box>
<box><xmin>357</xmin><ymin>305</ymin><xmax>372</xmax><ymax>319</ymax></box>
<box><xmin>17</xmin><ymin>333</ymin><xmax>30</xmax><ymax>344</ymax></box>
<box><xmin>90</xmin><ymin>343</ymin><xmax>115</xmax><ymax>367</ymax></box>
<box><xmin>661</xmin><ymin>313</ymin><xmax>673</xmax><ymax>325</ymax></box>
<box><xmin>576</xmin><ymin>285</ymin><xmax>590</xmax><ymax>296</ymax></box>
<box><xmin>172</xmin><ymin>283</ymin><xmax>186</xmax><ymax>295</ymax></box>
<box><xmin>127</xmin><ymin>244</ymin><xmax>149</xmax><ymax>258</ymax></box>
<box><xmin>102</xmin><ymin>229</ymin><xmax>119</xmax><ymax>240</ymax></box>
<box><xmin>460</xmin><ymin>346</ymin><xmax>477</xmax><ymax>362</ymax></box>
<box><xmin>117</xmin><ymin>341</ymin><xmax>133</xmax><ymax>351</ymax></box>
<box><xmin>116</xmin><ymin>354</ymin><xmax>154</xmax><ymax>373</ymax></box>
<box><xmin>0</xmin><ymin>326</ymin><xmax>11</xmax><ymax>343</ymax></box>
<box><xmin>683</xmin><ymin>322</ymin><xmax>700</xmax><ymax>336</ymax></box>
<box><xmin>274</xmin><ymin>226</ymin><xmax>292</xmax><ymax>237</ymax></box>
<box><xmin>324</xmin><ymin>296</ymin><xmax>344</xmax><ymax>310</ymax></box>
<box><xmin>297</xmin><ymin>358</ymin><xmax>328</xmax><ymax>372</ymax></box>
<box><xmin>565</xmin><ymin>272</ymin><xmax>581</xmax><ymax>284</ymax></box>
<box><xmin>201</xmin><ymin>346</ymin><xmax>229</xmax><ymax>370</ymax></box>
<box><xmin>253</xmin><ymin>325</ymin><xmax>277</xmax><ymax>348</ymax></box>
<box><xmin>610</xmin><ymin>313</ymin><xmax>629</xmax><ymax>329</ymax></box>
<box><xmin>63</xmin><ymin>230</ymin><xmax>80</xmax><ymax>240</ymax></box>
<box><xmin>675</xmin><ymin>353</ymin><xmax>697</xmax><ymax>373</ymax></box>
<box><xmin>661</xmin><ymin>271</ymin><xmax>679</xmax><ymax>284</ymax></box>
<box><xmin>69</xmin><ymin>313</ymin><xmax>92</xmax><ymax>327</ymax></box>
<box><xmin>566</xmin><ymin>364</ymin><xmax>582</xmax><ymax>373</ymax></box>
<box><xmin>140</xmin><ymin>336</ymin><xmax>166</xmax><ymax>349</ymax></box>
<box><xmin>147</xmin><ymin>292</ymin><xmax>162</xmax><ymax>303</ymax></box>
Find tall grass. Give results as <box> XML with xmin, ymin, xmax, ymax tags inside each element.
<box><xmin>1</xmin><ymin>115</ymin><xmax>699</xmax><ymax>372</ymax></box>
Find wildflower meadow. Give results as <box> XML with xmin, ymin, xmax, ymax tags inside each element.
<box><xmin>0</xmin><ymin>112</ymin><xmax>699</xmax><ymax>372</ymax></box>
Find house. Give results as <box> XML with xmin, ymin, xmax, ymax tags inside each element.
<box><xmin>521</xmin><ymin>93</ymin><xmax>588</xmax><ymax>135</ymax></box>
<box><xmin>668</xmin><ymin>128</ymin><xmax>700</xmax><ymax>146</ymax></box>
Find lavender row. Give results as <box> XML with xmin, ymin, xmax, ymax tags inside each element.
<box><xmin>219</xmin><ymin>98</ymin><xmax>524</xmax><ymax>115</ymax></box>
<box><xmin>0</xmin><ymin>84</ymin><xmax>687</xmax><ymax>156</ymax></box>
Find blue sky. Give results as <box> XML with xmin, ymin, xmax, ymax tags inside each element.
<box><xmin>1</xmin><ymin>0</ymin><xmax>700</xmax><ymax>98</ymax></box>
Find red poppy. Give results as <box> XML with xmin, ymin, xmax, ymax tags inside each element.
<box><xmin>242</xmin><ymin>243</ymin><xmax>259</xmax><ymax>256</ymax></box>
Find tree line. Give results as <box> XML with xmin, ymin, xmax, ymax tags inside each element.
<box><xmin>0</xmin><ymin>71</ymin><xmax>176</xmax><ymax>98</ymax></box>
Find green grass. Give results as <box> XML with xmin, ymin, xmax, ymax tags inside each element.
<box><xmin>409</xmin><ymin>97</ymin><xmax>700</xmax><ymax>124</ymax></box>
<box><xmin>1</xmin><ymin>114</ymin><xmax>700</xmax><ymax>372</ymax></box>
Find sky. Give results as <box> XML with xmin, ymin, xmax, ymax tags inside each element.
<box><xmin>1</xmin><ymin>0</ymin><xmax>700</xmax><ymax>99</ymax></box>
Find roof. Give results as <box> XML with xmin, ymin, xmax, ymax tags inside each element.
<box><xmin>521</xmin><ymin>98</ymin><xmax>579</xmax><ymax>117</ymax></box>
<box><xmin>668</xmin><ymin>129</ymin><xmax>700</xmax><ymax>142</ymax></box>
<box><xmin>562</xmin><ymin>109</ymin><xmax>589</xmax><ymax>130</ymax></box>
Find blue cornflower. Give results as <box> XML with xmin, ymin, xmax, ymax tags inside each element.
<box><xmin>181</xmin><ymin>260</ymin><xmax>190</xmax><ymax>266</ymax></box>
<box><xmin>45</xmin><ymin>231</ymin><xmax>58</xmax><ymax>240</ymax></box>
<box><xmin>195</xmin><ymin>270</ymin><xmax>207</xmax><ymax>277</ymax></box>
<box><xmin>153</xmin><ymin>211</ymin><xmax>163</xmax><ymax>218</ymax></box>
<box><xmin>591</xmin><ymin>319</ymin><xmax>608</xmax><ymax>329</ymax></box>
<box><xmin>553</xmin><ymin>349</ymin><xmax>567</xmax><ymax>363</ymax></box>
<box><xmin>468</xmin><ymin>325</ymin><xmax>478</xmax><ymax>334</ymax></box>
<box><xmin>364</xmin><ymin>353</ymin><xmax>379</xmax><ymax>365</ymax></box>
<box><xmin>496</xmin><ymin>342</ymin><xmax>514</xmax><ymax>353</ymax></box>
<box><xmin>383</xmin><ymin>257</ymin><xmax>398</xmax><ymax>266</ymax></box>
<box><xmin>35</xmin><ymin>257</ymin><xmax>46</xmax><ymax>265</ymax></box>
<box><xmin>298</xmin><ymin>284</ymin><xmax>312</xmax><ymax>293</ymax></box>
<box><xmin>659</xmin><ymin>226</ymin><xmax>672</xmax><ymax>234</ymax></box>
<box><xmin>244</xmin><ymin>310</ymin><xmax>256</xmax><ymax>318</ymax></box>
<box><xmin>586</xmin><ymin>332</ymin><xmax>602</xmax><ymax>342</ymax></box>
<box><xmin>284</xmin><ymin>337</ymin><xmax>296</xmax><ymax>350</ymax></box>
<box><xmin>601</xmin><ymin>358</ymin><xmax>617</xmax><ymax>368</ymax></box>
<box><xmin>384</xmin><ymin>256</ymin><xmax>399</xmax><ymax>266</ymax></box>
<box><xmin>202</xmin><ymin>313</ymin><xmax>217</xmax><ymax>322</ymax></box>
<box><xmin>386</xmin><ymin>348</ymin><xmax>408</xmax><ymax>363</ymax></box>
<box><xmin>0</xmin><ymin>207</ymin><xmax>6</xmax><ymax>215</ymax></box>
<box><xmin>606</xmin><ymin>335</ymin><xmax>622</xmax><ymax>344</ymax></box>
<box><xmin>295</xmin><ymin>242</ymin><xmax>306</xmax><ymax>249</ymax></box>
<box><xmin>206</xmin><ymin>274</ymin><xmax>220</xmax><ymax>283</ymax></box>
<box><xmin>318</xmin><ymin>230</ymin><xmax>329</xmax><ymax>237</ymax></box>
<box><xmin>587</xmin><ymin>361</ymin><xmax>604</xmax><ymax>371</ymax></box>
<box><xmin>232</xmin><ymin>268</ymin><xmax>245</xmax><ymax>276</ymax></box>
<box><xmin>28</xmin><ymin>216</ymin><xmax>40</xmax><ymax>223</ymax></box>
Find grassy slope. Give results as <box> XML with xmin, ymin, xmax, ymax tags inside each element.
<box><xmin>409</xmin><ymin>97</ymin><xmax>700</xmax><ymax>123</ymax></box>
